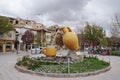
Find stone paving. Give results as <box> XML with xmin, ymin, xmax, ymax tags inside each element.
<box><xmin>0</xmin><ymin>51</ymin><xmax>120</xmax><ymax>80</ymax></box>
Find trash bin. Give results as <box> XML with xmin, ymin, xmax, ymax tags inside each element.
<box><xmin>32</xmin><ymin>48</ymin><xmax>42</xmax><ymax>54</ymax></box>
<box><xmin>31</xmin><ymin>49</ymin><xmax>36</xmax><ymax>54</ymax></box>
<box><xmin>36</xmin><ymin>48</ymin><xmax>41</xmax><ymax>54</ymax></box>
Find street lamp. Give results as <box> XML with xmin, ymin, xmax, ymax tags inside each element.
<box><xmin>16</xmin><ymin>27</ymin><xmax>24</xmax><ymax>54</ymax></box>
<box><xmin>18</xmin><ymin>34</ymin><xmax>22</xmax><ymax>54</ymax></box>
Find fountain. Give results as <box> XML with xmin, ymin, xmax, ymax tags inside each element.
<box><xmin>15</xmin><ymin>27</ymin><xmax>111</xmax><ymax>77</ymax></box>
<box><xmin>42</xmin><ymin>26</ymin><xmax>81</xmax><ymax>60</ymax></box>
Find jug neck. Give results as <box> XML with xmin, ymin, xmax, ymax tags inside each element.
<box><xmin>61</xmin><ymin>27</ymin><xmax>72</xmax><ymax>34</ymax></box>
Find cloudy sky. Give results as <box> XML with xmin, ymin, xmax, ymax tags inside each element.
<box><xmin>0</xmin><ymin>0</ymin><xmax>120</xmax><ymax>36</ymax></box>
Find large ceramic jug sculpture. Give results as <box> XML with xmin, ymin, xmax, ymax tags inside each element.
<box><xmin>61</xmin><ymin>27</ymin><xmax>79</xmax><ymax>51</ymax></box>
<box><xmin>42</xmin><ymin>46</ymin><xmax>56</xmax><ymax>57</ymax></box>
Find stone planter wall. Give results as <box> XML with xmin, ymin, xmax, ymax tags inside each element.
<box><xmin>15</xmin><ymin>65</ymin><xmax>111</xmax><ymax>78</ymax></box>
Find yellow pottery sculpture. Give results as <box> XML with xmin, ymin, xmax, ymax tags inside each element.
<box><xmin>42</xmin><ymin>46</ymin><xmax>56</xmax><ymax>57</ymax></box>
<box><xmin>61</xmin><ymin>27</ymin><xmax>79</xmax><ymax>51</ymax></box>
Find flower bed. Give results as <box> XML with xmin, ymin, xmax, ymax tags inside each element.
<box><xmin>16</xmin><ymin>56</ymin><xmax>110</xmax><ymax>74</ymax></box>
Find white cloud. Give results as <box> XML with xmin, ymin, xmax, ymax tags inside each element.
<box><xmin>0</xmin><ymin>0</ymin><xmax>120</xmax><ymax>37</ymax></box>
<box><xmin>82</xmin><ymin>0</ymin><xmax>120</xmax><ymax>36</ymax></box>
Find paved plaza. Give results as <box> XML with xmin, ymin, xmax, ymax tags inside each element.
<box><xmin>0</xmin><ymin>51</ymin><xmax>120</xmax><ymax>80</ymax></box>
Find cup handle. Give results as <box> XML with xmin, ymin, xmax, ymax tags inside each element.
<box><xmin>42</xmin><ymin>48</ymin><xmax>46</xmax><ymax>54</ymax></box>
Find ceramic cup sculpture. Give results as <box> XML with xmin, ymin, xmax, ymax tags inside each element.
<box><xmin>42</xmin><ymin>46</ymin><xmax>56</xmax><ymax>57</ymax></box>
<box><xmin>61</xmin><ymin>27</ymin><xmax>79</xmax><ymax>51</ymax></box>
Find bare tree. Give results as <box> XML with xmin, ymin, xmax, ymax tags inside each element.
<box><xmin>111</xmin><ymin>14</ymin><xmax>120</xmax><ymax>38</ymax></box>
<box><xmin>75</xmin><ymin>26</ymin><xmax>84</xmax><ymax>34</ymax></box>
<box><xmin>22</xmin><ymin>30</ymin><xmax>34</xmax><ymax>45</ymax></box>
<box><xmin>22</xmin><ymin>30</ymin><xmax>34</xmax><ymax>51</ymax></box>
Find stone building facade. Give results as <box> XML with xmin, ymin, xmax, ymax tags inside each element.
<box><xmin>0</xmin><ymin>15</ymin><xmax>61</xmax><ymax>52</ymax></box>
<box><xmin>0</xmin><ymin>16</ymin><xmax>45</xmax><ymax>52</ymax></box>
<box><xmin>0</xmin><ymin>30</ymin><xmax>16</xmax><ymax>52</ymax></box>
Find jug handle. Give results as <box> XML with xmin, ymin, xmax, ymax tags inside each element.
<box><xmin>67</xmin><ymin>27</ymin><xmax>72</xmax><ymax>32</ymax></box>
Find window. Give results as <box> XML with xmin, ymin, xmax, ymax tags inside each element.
<box><xmin>26</xmin><ymin>22</ymin><xmax>28</xmax><ymax>24</ymax></box>
<box><xmin>10</xmin><ymin>20</ymin><xmax>13</xmax><ymax>24</ymax></box>
<box><xmin>0</xmin><ymin>44</ymin><xmax>3</xmax><ymax>51</ymax></box>
<box><xmin>8</xmin><ymin>34</ymin><xmax>12</xmax><ymax>38</ymax></box>
<box><xmin>6</xmin><ymin>43</ymin><xmax>11</xmax><ymax>48</ymax></box>
<box><xmin>6</xmin><ymin>42</ymin><xmax>12</xmax><ymax>51</ymax></box>
<box><xmin>15</xmin><ymin>20</ymin><xmax>19</xmax><ymax>24</ymax></box>
<box><xmin>46</xmin><ymin>33</ymin><xmax>51</xmax><ymax>43</ymax></box>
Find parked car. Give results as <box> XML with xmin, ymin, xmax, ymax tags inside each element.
<box><xmin>31</xmin><ymin>46</ymin><xmax>43</xmax><ymax>55</ymax></box>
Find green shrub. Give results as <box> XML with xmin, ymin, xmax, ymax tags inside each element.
<box><xmin>16</xmin><ymin>61</ymin><xmax>22</xmax><ymax>66</ymax></box>
<box><xmin>111</xmin><ymin>50</ymin><xmax>120</xmax><ymax>56</ymax></box>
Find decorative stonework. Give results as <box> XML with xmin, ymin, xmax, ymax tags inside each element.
<box><xmin>15</xmin><ymin>65</ymin><xmax>111</xmax><ymax>78</ymax></box>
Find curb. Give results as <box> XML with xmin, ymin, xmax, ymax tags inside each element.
<box><xmin>15</xmin><ymin>65</ymin><xmax>111</xmax><ymax>78</ymax></box>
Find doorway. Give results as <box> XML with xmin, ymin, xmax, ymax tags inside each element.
<box><xmin>0</xmin><ymin>44</ymin><xmax>3</xmax><ymax>52</ymax></box>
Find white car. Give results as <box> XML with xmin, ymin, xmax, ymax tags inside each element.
<box><xmin>84</xmin><ymin>47</ymin><xmax>88</xmax><ymax>51</ymax></box>
<box><xmin>31</xmin><ymin>47</ymin><xmax>42</xmax><ymax>55</ymax></box>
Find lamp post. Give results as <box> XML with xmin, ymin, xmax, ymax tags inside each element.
<box><xmin>18</xmin><ymin>34</ymin><xmax>22</xmax><ymax>54</ymax></box>
<box><xmin>41</xmin><ymin>30</ymin><xmax>43</xmax><ymax>47</ymax></box>
<box><xmin>16</xmin><ymin>27</ymin><xmax>24</xmax><ymax>54</ymax></box>
<box><xmin>67</xmin><ymin>57</ymin><xmax>70</xmax><ymax>74</ymax></box>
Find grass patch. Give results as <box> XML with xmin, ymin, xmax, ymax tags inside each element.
<box><xmin>16</xmin><ymin>56</ymin><xmax>109</xmax><ymax>73</ymax></box>
<box><xmin>70</xmin><ymin>57</ymin><xmax>109</xmax><ymax>73</ymax></box>
<box><xmin>111</xmin><ymin>50</ymin><xmax>120</xmax><ymax>56</ymax></box>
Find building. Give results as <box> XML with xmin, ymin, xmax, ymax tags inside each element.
<box><xmin>0</xmin><ymin>16</ymin><xmax>43</xmax><ymax>52</ymax></box>
<box><xmin>0</xmin><ymin>30</ymin><xmax>16</xmax><ymax>52</ymax></box>
<box><xmin>0</xmin><ymin>15</ymin><xmax>61</xmax><ymax>52</ymax></box>
<box><xmin>46</xmin><ymin>25</ymin><xmax>61</xmax><ymax>45</ymax></box>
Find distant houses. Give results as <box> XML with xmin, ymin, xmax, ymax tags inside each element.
<box><xmin>0</xmin><ymin>15</ymin><xmax>60</xmax><ymax>52</ymax></box>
